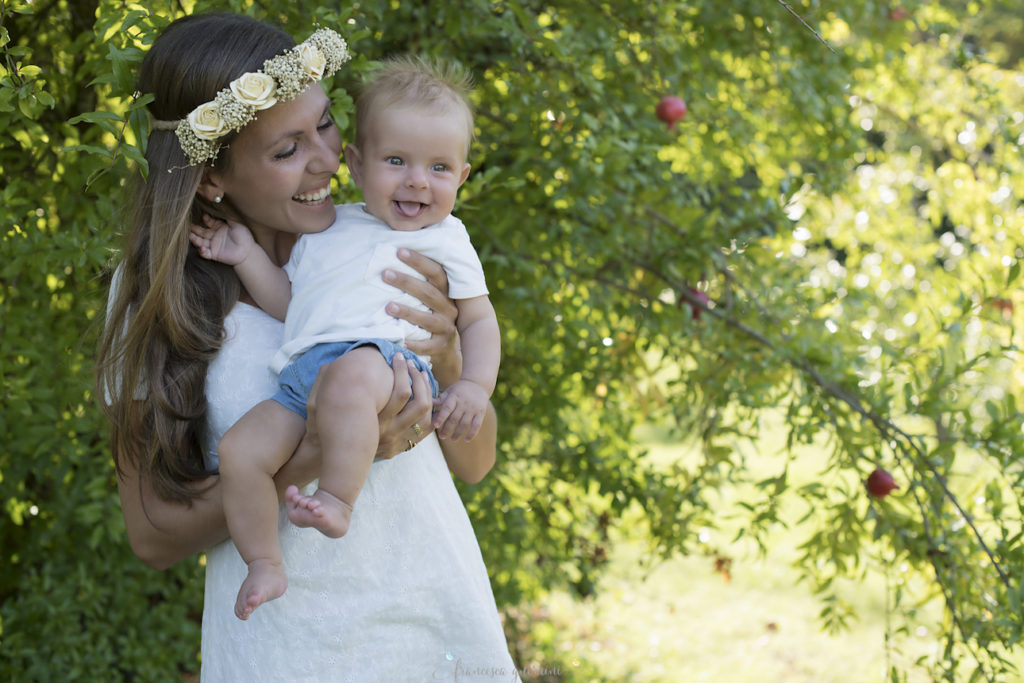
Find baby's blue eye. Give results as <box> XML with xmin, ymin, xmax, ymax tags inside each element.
<box><xmin>431</xmin><ymin>163</ymin><xmax>449</xmax><ymax>172</ymax></box>
<box><xmin>386</xmin><ymin>156</ymin><xmax>403</xmax><ymax>165</ymax></box>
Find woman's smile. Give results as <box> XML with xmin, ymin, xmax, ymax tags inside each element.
<box><xmin>293</xmin><ymin>184</ymin><xmax>332</xmax><ymax>205</ymax></box>
<box><xmin>211</xmin><ymin>86</ymin><xmax>342</xmax><ymax>241</ymax></box>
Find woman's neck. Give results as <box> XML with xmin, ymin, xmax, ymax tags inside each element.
<box><xmin>251</xmin><ymin>226</ymin><xmax>299</xmax><ymax>267</ymax></box>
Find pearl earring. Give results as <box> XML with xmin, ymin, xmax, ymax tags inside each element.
<box><xmin>214</xmin><ymin>195</ymin><xmax>222</xmax><ymax>204</ymax></box>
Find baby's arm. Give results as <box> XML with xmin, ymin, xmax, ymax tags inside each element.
<box><xmin>432</xmin><ymin>295</ymin><xmax>500</xmax><ymax>441</ymax></box>
<box><xmin>189</xmin><ymin>215</ymin><xmax>291</xmax><ymax>321</ymax></box>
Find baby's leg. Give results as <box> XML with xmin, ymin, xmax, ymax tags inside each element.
<box><xmin>219</xmin><ymin>399</ymin><xmax>306</xmax><ymax>620</ymax></box>
<box><xmin>286</xmin><ymin>347</ymin><xmax>395</xmax><ymax>537</ymax></box>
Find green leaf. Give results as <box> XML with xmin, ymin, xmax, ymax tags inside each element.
<box><xmin>67</xmin><ymin>110</ymin><xmax>124</xmax><ymax>125</ymax></box>
<box><xmin>1008</xmin><ymin>260</ymin><xmax>1020</xmax><ymax>288</ymax></box>
<box><xmin>60</xmin><ymin>143</ymin><xmax>113</xmax><ymax>158</ymax></box>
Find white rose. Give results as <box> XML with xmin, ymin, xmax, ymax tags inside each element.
<box><xmin>230</xmin><ymin>72</ymin><xmax>278</xmax><ymax>110</ymax></box>
<box><xmin>187</xmin><ymin>102</ymin><xmax>229</xmax><ymax>141</ymax></box>
<box><xmin>296</xmin><ymin>43</ymin><xmax>327</xmax><ymax>80</ymax></box>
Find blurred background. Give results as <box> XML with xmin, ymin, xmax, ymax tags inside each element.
<box><xmin>2</xmin><ymin>1</ymin><xmax>1022</xmax><ymax>680</ymax></box>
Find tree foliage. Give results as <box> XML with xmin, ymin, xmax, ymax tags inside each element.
<box><xmin>2</xmin><ymin>0</ymin><xmax>1021</xmax><ymax>680</ymax></box>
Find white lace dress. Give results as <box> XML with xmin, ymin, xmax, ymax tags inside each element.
<box><xmin>199</xmin><ymin>303</ymin><xmax>517</xmax><ymax>682</ymax></box>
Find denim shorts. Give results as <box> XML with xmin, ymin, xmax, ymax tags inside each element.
<box><xmin>270</xmin><ymin>338</ymin><xmax>438</xmax><ymax>419</ymax></box>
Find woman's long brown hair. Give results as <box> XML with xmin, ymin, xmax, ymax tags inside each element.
<box><xmin>96</xmin><ymin>14</ymin><xmax>294</xmax><ymax>505</ymax></box>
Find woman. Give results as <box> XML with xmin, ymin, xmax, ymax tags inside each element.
<box><xmin>97</xmin><ymin>13</ymin><xmax>517</xmax><ymax>681</ymax></box>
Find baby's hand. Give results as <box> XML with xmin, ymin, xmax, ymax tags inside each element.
<box><xmin>432</xmin><ymin>379</ymin><xmax>490</xmax><ymax>442</ymax></box>
<box><xmin>188</xmin><ymin>214</ymin><xmax>255</xmax><ymax>266</ymax></box>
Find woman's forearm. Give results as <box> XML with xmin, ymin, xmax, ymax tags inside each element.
<box><xmin>117</xmin><ymin>460</ymin><xmax>228</xmax><ymax>570</ymax></box>
<box><xmin>118</xmin><ymin>435</ymin><xmax>321</xmax><ymax>570</ymax></box>
<box><xmin>438</xmin><ymin>401</ymin><xmax>497</xmax><ymax>484</ymax></box>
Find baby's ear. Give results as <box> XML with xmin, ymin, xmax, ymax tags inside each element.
<box><xmin>343</xmin><ymin>144</ymin><xmax>365</xmax><ymax>187</ymax></box>
<box><xmin>458</xmin><ymin>162</ymin><xmax>471</xmax><ymax>187</ymax></box>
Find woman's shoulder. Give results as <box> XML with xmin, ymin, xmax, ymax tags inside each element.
<box><xmin>220</xmin><ymin>301</ymin><xmax>284</xmax><ymax>350</ymax></box>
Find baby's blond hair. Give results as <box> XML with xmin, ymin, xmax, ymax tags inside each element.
<box><xmin>354</xmin><ymin>55</ymin><xmax>475</xmax><ymax>154</ymax></box>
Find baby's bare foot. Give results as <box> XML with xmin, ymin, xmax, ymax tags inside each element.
<box><xmin>286</xmin><ymin>485</ymin><xmax>353</xmax><ymax>538</ymax></box>
<box><xmin>235</xmin><ymin>558</ymin><xmax>287</xmax><ymax>620</ymax></box>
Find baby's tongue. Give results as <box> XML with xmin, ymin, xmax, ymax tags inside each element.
<box><xmin>395</xmin><ymin>201</ymin><xmax>421</xmax><ymax>217</ymax></box>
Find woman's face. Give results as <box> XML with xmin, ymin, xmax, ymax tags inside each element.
<box><xmin>211</xmin><ymin>85</ymin><xmax>342</xmax><ymax>247</ymax></box>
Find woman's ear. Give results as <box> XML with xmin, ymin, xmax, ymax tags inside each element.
<box><xmin>343</xmin><ymin>144</ymin><xmax>364</xmax><ymax>188</ymax></box>
<box><xmin>196</xmin><ymin>170</ymin><xmax>225</xmax><ymax>204</ymax></box>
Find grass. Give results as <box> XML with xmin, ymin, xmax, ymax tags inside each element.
<box><xmin>507</xmin><ymin>412</ymin><xmax>1018</xmax><ymax>682</ymax></box>
<box><xmin>524</xmin><ymin>540</ymin><xmax>936</xmax><ymax>682</ymax></box>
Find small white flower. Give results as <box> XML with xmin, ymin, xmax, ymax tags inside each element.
<box><xmin>230</xmin><ymin>72</ymin><xmax>278</xmax><ymax>110</ymax></box>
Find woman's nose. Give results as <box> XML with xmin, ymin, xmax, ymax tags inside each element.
<box><xmin>309</xmin><ymin>136</ymin><xmax>341</xmax><ymax>175</ymax></box>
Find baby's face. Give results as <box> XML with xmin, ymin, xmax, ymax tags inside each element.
<box><xmin>346</xmin><ymin>105</ymin><xmax>470</xmax><ymax>231</ymax></box>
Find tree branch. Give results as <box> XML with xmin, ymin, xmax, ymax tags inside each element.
<box><xmin>520</xmin><ymin>228</ymin><xmax>1012</xmax><ymax>594</ymax></box>
<box><xmin>774</xmin><ymin>0</ymin><xmax>836</xmax><ymax>53</ymax></box>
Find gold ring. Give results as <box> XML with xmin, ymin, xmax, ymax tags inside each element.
<box><xmin>406</xmin><ymin>439</ymin><xmax>415</xmax><ymax>451</ymax></box>
<box><xmin>412</xmin><ymin>423</ymin><xmax>423</xmax><ymax>437</ymax></box>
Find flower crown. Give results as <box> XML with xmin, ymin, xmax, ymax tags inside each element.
<box><xmin>151</xmin><ymin>28</ymin><xmax>350</xmax><ymax>166</ymax></box>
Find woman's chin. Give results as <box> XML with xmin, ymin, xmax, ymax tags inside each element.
<box><xmin>291</xmin><ymin>198</ymin><xmax>336</xmax><ymax>231</ymax></box>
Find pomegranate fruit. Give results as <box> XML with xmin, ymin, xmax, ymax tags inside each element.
<box><xmin>866</xmin><ymin>468</ymin><xmax>898</xmax><ymax>498</ymax></box>
<box><xmin>656</xmin><ymin>95</ymin><xmax>687</xmax><ymax>129</ymax></box>
<box><xmin>687</xmin><ymin>288</ymin><xmax>710</xmax><ymax>320</ymax></box>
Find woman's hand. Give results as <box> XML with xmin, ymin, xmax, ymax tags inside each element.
<box><xmin>380</xmin><ymin>249</ymin><xmax>497</xmax><ymax>483</ymax></box>
<box><xmin>304</xmin><ymin>354</ymin><xmax>434</xmax><ymax>462</ymax></box>
<box><xmin>375</xmin><ymin>357</ymin><xmax>436</xmax><ymax>459</ymax></box>
<box><xmin>384</xmin><ymin>248</ymin><xmax>462</xmax><ymax>386</ymax></box>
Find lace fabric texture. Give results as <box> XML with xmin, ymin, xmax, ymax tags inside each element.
<box><xmin>200</xmin><ymin>303</ymin><xmax>517</xmax><ymax>682</ymax></box>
